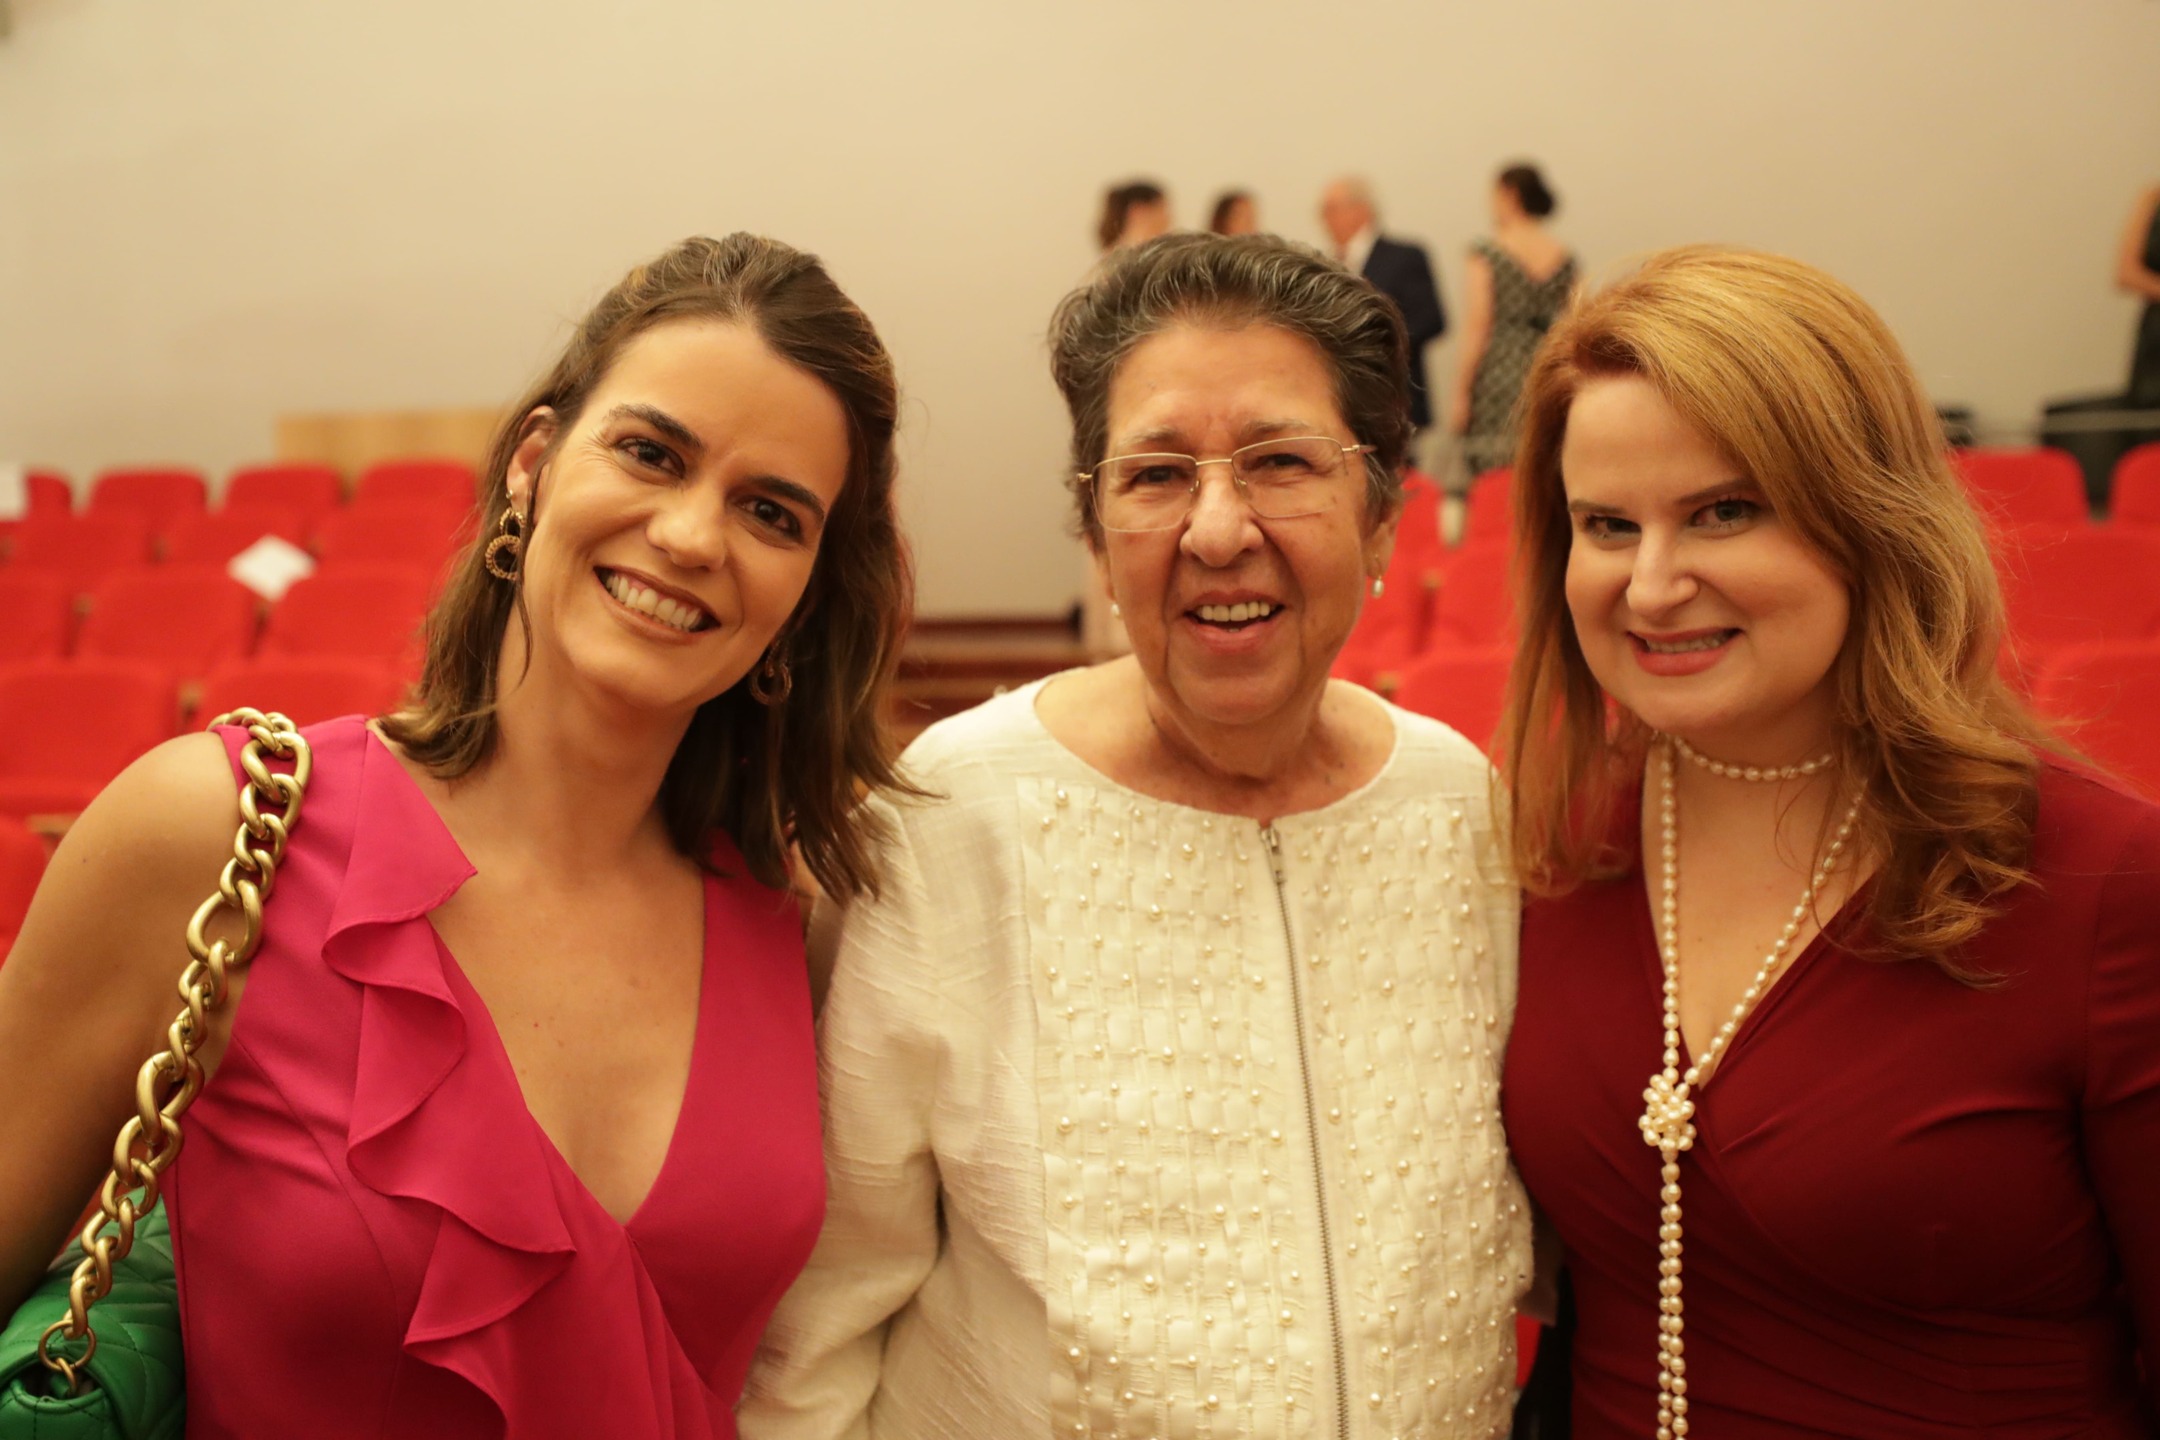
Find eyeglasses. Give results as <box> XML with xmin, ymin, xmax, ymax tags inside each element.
<box><xmin>1080</xmin><ymin>436</ymin><xmax>1375</xmax><ymax>533</ymax></box>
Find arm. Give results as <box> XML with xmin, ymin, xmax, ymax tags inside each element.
<box><xmin>2085</xmin><ymin>803</ymin><xmax>2160</xmax><ymax>1414</ymax></box>
<box><xmin>1448</xmin><ymin>250</ymin><xmax>1496</xmax><ymax>437</ymax></box>
<box><xmin>0</xmin><ymin>734</ymin><xmax>243</xmax><ymax>1317</ymax></box>
<box><xmin>741</xmin><ymin>800</ymin><xmax>946</xmax><ymax>1440</ymax></box>
<box><xmin>2116</xmin><ymin>186</ymin><xmax>2160</xmax><ymax>304</ymax></box>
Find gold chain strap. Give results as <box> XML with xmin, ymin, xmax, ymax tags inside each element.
<box><xmin>36</xmin><ymin>709</ymin><xmax>313</xmax><ymax>1395</ymax></box>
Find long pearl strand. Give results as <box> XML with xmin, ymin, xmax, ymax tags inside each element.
<box><xmin>1638</xmin><ymin>740</ymin><xmax>1861</xmax><ymax>1440</ymax></box>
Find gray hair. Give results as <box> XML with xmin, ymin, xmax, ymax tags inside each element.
<box><xmin>1048</xmin><ymin>231</ymin><xmax>1412</xmax><ymax>545</ymax></box>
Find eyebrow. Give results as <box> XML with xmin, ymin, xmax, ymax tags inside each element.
<box><xmin>607</xmin><ymin>401</ymin><xmax>830</xmax><ymax>524</ymax></box>
<box><xmin>1116</xmin><ymin>417</ymin><xmax>1319</xmax><ymax>452</ymax></box>
<box><xmin>605</xmin><ymin>402</ymin><xmax>704</xmax><ymax>454</ymax></box>
<box><xmin>1566</xmin><ymin>477</ymin><xmax>1755</xmax><ymax>515</ymax></box>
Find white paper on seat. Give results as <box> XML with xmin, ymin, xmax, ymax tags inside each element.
<box><xmin>227</xmin><ymin>535</ymin><xmax>317</xmax><ymax>602</ymax></box>
<box><xmin>0</xmin><ymin>463</ymin><xmax>26</xmax><ymax>521</ymax></box>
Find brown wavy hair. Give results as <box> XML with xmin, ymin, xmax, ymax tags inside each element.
<box><xmin>381</xmin><ymin>234</ymin><xmax>915</xmax><ymax>901</ymax></box>
<box><xmin>1499</xmin><ymin>245</ymin><xmax>2057</xmax><ymax>971</ymax></box>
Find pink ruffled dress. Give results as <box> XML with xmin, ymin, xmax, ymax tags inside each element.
<box><xmin>165</xmin><ymin>717</ymin><xmax>826</xmax><ymax>1438</ymax></box>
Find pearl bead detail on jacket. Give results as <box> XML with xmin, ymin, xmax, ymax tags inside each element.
<box><xmin>1640</xmin><ymin>741</ymin><xmax>1861</xmax><ymax>1440</ymax></box>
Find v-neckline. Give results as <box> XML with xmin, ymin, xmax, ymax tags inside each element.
<box><xmin>359</xmin><ymin>723</ymin><xmax>713</xmax><ymax>1231</ymax></box>
<box><xmin>424</xmin><ymin>889</ymin><xmax>713</xmax><ymax>1233</ymax></box>
<box><xmin>1623</xmin><ymin>845</ymin><xmax>1866</xmax><ymax>1108</ymax></box>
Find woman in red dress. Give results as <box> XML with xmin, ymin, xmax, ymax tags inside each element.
<box><xmin>1498</xmin><ymin>247</ymin><xmax>2159</xmax><ymax>1437</ymax></box>
<box><xmin>0</xmin><ymin>234</ymin><xmax>915</xmax><ymax>1437</ymax></box>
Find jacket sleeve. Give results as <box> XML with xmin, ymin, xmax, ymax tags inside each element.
<box><xmin>2085</xmin><ymin>799</ymin><xmax>2160</xmax><ymax>1418</ymax></box>
<box><xmin>740</xmin><ymin>799</ymin><xmax>945</xmax><ymax>1440</ymax></box>
<box><xmin>1395</xmin><ymin>241</ymin><xmax>1448</xmax><ymax>347</ymax></box>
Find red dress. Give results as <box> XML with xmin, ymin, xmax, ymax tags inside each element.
<box><xmin>1503</xmin><ymin>765</ymin><xmax>2160</xmax><ymax>1436</ymax></box>
<box><xmin>165</xmin><ymin>717</ymin><xmax>825</xmax><ymax>1438</ymax></box>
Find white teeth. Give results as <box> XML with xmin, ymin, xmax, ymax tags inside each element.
<box><xmin>1641</xmin><ymin>632</ymin><xmax>1730</xmax><ymax>654</ymax></box>
<box><xmin>601</xmin><ymin>570</ymin><xmax>706</xmax><ymax>632</ymax></box>
<box><xmin>1196</xmin><ymin>602</ymin><xmax>1279</xmax><ymax>624</ymax></box>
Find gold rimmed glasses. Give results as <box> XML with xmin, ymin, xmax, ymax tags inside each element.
<box><xmin>1081</xmin><ymin>436</ymin><xmax>1374</xmax><ymax>533</ymax></box>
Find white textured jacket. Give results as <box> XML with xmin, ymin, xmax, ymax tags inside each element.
<box><xmin>741</xmin><ymin>683</ymin><xmax>1531</xmax><ymax>1440</ymax></box>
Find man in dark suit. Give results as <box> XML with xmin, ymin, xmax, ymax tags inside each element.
<box><xmin>1321</xmin><ymin>176</ymin><xmax>1447</xmax><ymax>431</ymax></box>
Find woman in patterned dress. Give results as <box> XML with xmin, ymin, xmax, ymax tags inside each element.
<box><xmin>1449</xmin><ymin>164</ymin><xmax>1579</xmax><ymax>479</ymax></box>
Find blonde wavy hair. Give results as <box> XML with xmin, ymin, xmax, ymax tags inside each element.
<box><xmin>1498</xmin><ymin>245</ymin><xmax>2057</xmax><ymax>971</ymax></box>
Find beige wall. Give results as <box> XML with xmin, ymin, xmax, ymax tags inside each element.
<box><xmin>3</xmin><ymin>0</ymin><xmax>2156</xmax><ymax>613</ymax></box>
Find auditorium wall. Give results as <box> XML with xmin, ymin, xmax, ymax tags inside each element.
<box><xmin>3</xmin><ymin>0</ymin><xmax>2156</xmax><ymax>614</ymax></box>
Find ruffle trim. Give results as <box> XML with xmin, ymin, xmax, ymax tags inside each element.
<box><xmin>309</xmin><ymin>726</ymin><xmax>577</xmax><ymax>1430</ymax></box>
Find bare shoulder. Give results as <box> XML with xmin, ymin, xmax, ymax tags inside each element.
<box><xmin>5</xmin><ymin>734</ymin><xmax>243</xmax><ymax>1003</ymax></box>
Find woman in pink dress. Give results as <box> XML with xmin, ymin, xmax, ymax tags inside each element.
<box><xmin>0</xmin><ymin>233</ymin><xmax>916</xmax><ymax>1438</ymax></box>
<box><xmin>1497</xmin><ymin>247</ymin><xmax>2159</xmax><ymax>1436</ymax></box>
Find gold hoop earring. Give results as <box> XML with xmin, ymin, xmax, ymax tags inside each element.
<box><xmin>750</xmin><ymin>648</ymin><xmax>793</xmax><ymax>706</ymax></box>
<box><xmin>484</xmin><ymin>508</ymin><xmax>525</xmax><ymax>582</ymax></box>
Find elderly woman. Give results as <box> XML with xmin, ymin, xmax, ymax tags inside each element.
<box><xmin>1499</xmin><ymin>248</ymin><xmax>2159</xmax><ymax>1435</ymax></box>
<box><xmin>743</xmin><ymin>233</ymin><xmax>1531</xmax><ymax>1440</ymax></box>
<box><xmin>0</xmin><ymin>235</ymin><xmax>913</xmax><ymax>1438</ymax></box>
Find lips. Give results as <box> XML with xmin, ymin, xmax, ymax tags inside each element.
<box><xmin>596</xmin><ymin>566</ymin><xmax>716</xmax><ymax>633</ymax></box>
<box><xmin>1634</xmin><ymin>629</ymin><xmax>1737</xmax><ymax>655</ymax></box>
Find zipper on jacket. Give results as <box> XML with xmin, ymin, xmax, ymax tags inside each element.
<box><xmin>1261</xmin><ymin>823</ymin><xmax>1351</xmax><ymax>1440</ymax></box>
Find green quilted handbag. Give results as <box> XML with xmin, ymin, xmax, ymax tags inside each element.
<box><xmin>0</xmin><ymin>1207</ymin><xmax>183</xmax><ymax>1440</ymax></box>
<box><xmin>0</xmin><ymin>712</ymin><xmax>310</xmax><ymax>1440</ymax></box>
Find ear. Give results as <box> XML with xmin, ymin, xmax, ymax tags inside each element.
<box><xmin>1363</xmin><ymin>500</ymin><xmax>1402</xmax><ymax>587</ymax></box>
<box><xmin>505</xmin><ymin>407</ymin><xmax>560</xmax><ymax>515</ymax></box>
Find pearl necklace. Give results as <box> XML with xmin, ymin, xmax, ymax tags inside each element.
<box><xmin>1670</xmin><ymin>734</ymin><xmax>1833</xmax><ymax>783</ymax></box>
<box><xmin>1638</xmin><ymin>741</ymin><xmax>1861</xmax><ymax>1440</ymax></box>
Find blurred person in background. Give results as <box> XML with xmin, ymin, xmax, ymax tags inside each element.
<box><xmin>1320</xmin><ymin>175</ymin><xmax>1447</xmax><ymax>436</ymax></box>
<box><xmin>2118</xmin><ymin>181</ymin><xmax>2160</xmax><ymax>406</ymax></box>
<box><xmin>1449</xmin><ymin>162</ymin><xmax>1579</xmax><ymax>479</ymax></box>
<box><xmin>1210</xmin><ymin>188</ymin><xmax>1260</xmax><ymax>236</ymax></box>
<box><xmin>1098</xmin><ymin>179</ymin><xmax>1173</xmax><ymax>253</ymax></box>
<box><xmin>744</xmin><ymin>232</ymin><xmax>1531</xmax><ymax>1440</ymax></box>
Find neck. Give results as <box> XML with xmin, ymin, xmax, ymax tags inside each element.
<box><xmin>1137</xmin><ymin>671</ymin><xmax>1340</xmax><ymax>814</ymax></box>
<box><xmin>452</xmin><ymin>628</ymin><xmax>697</xmax><ymax>876</ymax></box>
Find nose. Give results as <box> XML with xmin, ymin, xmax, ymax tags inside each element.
<box><xmin>645</xmin><ymin>489</ymin><xmax>727</xmax><ymax>572</ymax></box>
<box><xmin>1625</xmin><ymin>529</ymin><xmax>1698</xmax><ymax>619</ymax></box>
<box><xmin>1179</xmin><ymin>462</ymin><xmax>1263</xmax><ymax>567</ymax></box>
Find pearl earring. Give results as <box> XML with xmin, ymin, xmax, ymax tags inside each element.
<box><xmin>1370</xmin><ymin>576</ymin><xmax>1385</xmax><ymax>599</ymax></box>
<box><xmin>1110</xmin><ymin>601</ymin><xmax>1121</xmax><ymax>618</ymax></box>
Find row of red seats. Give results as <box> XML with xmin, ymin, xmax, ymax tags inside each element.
<box><xmin>0</xmin><ymin>504</ymin><xmax>476</xmax><ymax>601</ymax></box>
<box><xmin>1390</xmin><ymin>637</ymin><xmax>2160</xmax><ymax>805</ymax></box>
<box><xmin>14</xmin><ymin>458</ymin><xmax>478</xmax><ymax>525</ymax></box>
<box><xmin>0</xmin><ymin>657</ymin><xmax>408</xmax><ymax>825</ymax></box>
<box><xmin>0</xmin><ymin>565</ymin><xmax>437</xmax><ymax>682</ymax></box>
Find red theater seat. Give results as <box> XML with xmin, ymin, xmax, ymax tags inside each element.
<box><xmin>199</xmin><ymin>656</ymin><xmax>407</xmax><ymax>728</ymax></box>
<box><xmin>1432</xmin><ymin>542</ymin><xmax>1516</xmax><ymax>648</ymax></box>
<box><xmin>1953</xmin><ymin>447</ymin><xmax>2089</xmax><ymax>533</ymax></box>
<box><xmin>1463</xmin><ymin>467</ymin><xmax>1514</xmax><ymax>546</ymax></box>
<box><xmin>1998</xmin><ymin>529</ymin><xmax>2160</xmax><ymax>661</ymax></box>
<box><xmin>0</xmin><ymin>660</ymin><xmax>179</xmax><ymax>819</ymax></box>
<box><xmin>0</xmin><ymin>571</ymin><xmax>74</xmax><ymax>664</ymax></box>
<box><xmin>78</xmin><ymin>568</ymin><xmax>260</xmax><ymax>689</ymax></box>
<box><xmin>88</xmin><ymin>467</ymin><xmax>209</xmax><ymax>532</ymax></box>
<box><xmin>1332</xmin><ymin>477</ymin><xmax>1443</xmax><ymax>687</ymax></box>
<box><xmin>313</xmin><ymin>502</ymin><xmax>474</xmax><ymax>573</ymax></box>
<box><xmin>2110</xmin><ymin>443</ymin><xmax>2160</xmax><ymax>528</ymax></box>
<box><xmin>223</xmin><ymin>462</ymin><xmax>345</xmax><ymax>522</ymax></box>
<box><xmin>162</xmin><ymin>504</ymin><xmax>311</xmax><ymax>564</ymax></box>
<box><xmin>0</xmin><ymin>817</ymin><xmax>47</xmax><ymax>960</ymax></box>
<box><xmin>4</xmin><ymin>514</ymin><xmax>156</xmax><ymax>599</ymax></box>
<box><xmin>354</xmin><ymin>458</ymin><xmax>477</xmax><ymax>511</ymax></box>
<box><xmin>1393</xmin><ymin>645</ymin><xmax>1513</xmax><ymax>754</ymax></box>
<box><xmin>26</xmin><ymin>470</ymin><xmax>73</xmax><ymax>516</ymax></box>
<box><xmin>261</xmin><ymin>566</ymin><xmax>434</xmax><ymax>673</ymax></box>
<box><xmin>2033</xmin><ymin>641</ymin><xmax>2160</xmax><ymax>801</ymax></box>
